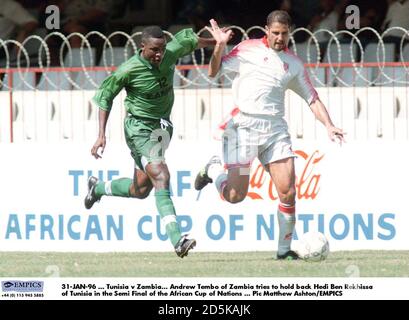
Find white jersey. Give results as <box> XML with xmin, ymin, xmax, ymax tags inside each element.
<box><xmin>221</xmin><ymin>37</ymin><xmax>318</xmax><ymax>116</ymax></box>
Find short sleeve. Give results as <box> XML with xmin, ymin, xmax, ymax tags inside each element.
<box><xmin>221</xmin><ymin>45</ymin><xmax>240</xmax><ymax>74</ymax></box>
<box><xmin>166</xmin><ymin>28</ymin><xmax>198</xmax><ymax>59</ymax></box>
<box><xmin>92</xmin><ymin>65</ymin><xmax>129</xmax><ymax>111</ymax></box>
<box><xmin>288</xmin><ymin>64</ymin><xmax>319</xmax><ymax>105</ymax></box>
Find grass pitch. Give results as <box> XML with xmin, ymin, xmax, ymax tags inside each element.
<box><xmin>1</xmin><ymin>251</ymin><xmax>408</xmax><ymax>277</ymax></box>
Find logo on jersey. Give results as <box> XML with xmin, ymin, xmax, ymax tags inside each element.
<box><xmin>283</xmin><ymin>62</ymin><xmax>289</xmax><ymax>72</ymax></box>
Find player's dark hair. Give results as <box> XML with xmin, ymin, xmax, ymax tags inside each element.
<box><xmin>141</xmin><ymin>26</ymin><xmax>165</xmax><ymax>43</ymax></box>
<box><xmin>266</xmin><ymin>10</ymin><xmax>292</xmax><ymax>27</ymax></box>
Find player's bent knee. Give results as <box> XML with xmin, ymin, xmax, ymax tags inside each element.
<box><xmin>152</xmin><ymin>171</ymin><xmax>170</xmax><ymax>186</ymax></box>
<box><xmin>279</xmin><ymin>188</ymin><xmax>296</xmax><ymax>204</ymax></box>
<box><xmin>228</xmin><ymin>196</ymin><xmax>245</xmax><ymax>204</ymax></box>
<box><xmin>225</xmin><ymin>189</ymin><xmax>247</xmax><ymax>204</ymax></box>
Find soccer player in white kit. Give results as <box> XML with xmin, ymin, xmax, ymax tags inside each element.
<box><xmin>195</xmin><ymin>11</ymin><xmax>345</xmax><ymax>260</ymax></box>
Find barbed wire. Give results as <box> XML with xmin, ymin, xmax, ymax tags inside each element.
<box><xmin>0</xmin><ymin>26</ymin><xmax>408</xmax><ymax>90</ymax></box>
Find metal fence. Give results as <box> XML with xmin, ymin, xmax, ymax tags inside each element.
<box><xmin>0</xmin><ymin>27</ymin><xmax>408</xmax><ymax>143</ymax></box>
<box><xmin>0</xmin><ymin>26</ymin><xmax>409</xmax><ymax>90</ymax></box>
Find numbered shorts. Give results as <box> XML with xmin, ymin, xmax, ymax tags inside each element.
<box><xmin>222</xmin><ymin>112</ymin><xmax>296</xmax><ymax>168</ymax></box>
<box><xmin>124</xmin><ymin>115</ymin><xmax>173</xmax><ymax>170</ymax></box>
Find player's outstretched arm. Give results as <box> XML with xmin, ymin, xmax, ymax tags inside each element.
<box><xmin>310</xmin><ymin>99</ymin><xmax>346</xmax><ymax>145</ymax></box>
<box><xmin>91</xmin><ymin>109</ymin><xmax>109</xmax><ymax>159</ymax></box>
<box><xmin>205</xmin><ymin>19</ymin><xmax>232</xmax><ymax>77</ymax></box>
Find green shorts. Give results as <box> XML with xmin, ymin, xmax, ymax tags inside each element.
<box><xmin>124</xmin><ymin>115</ymin><xmax>173</xmax><ymax>170</ymax></box>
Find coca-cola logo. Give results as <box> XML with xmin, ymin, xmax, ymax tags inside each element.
<box><xmin>247</xmin><ymin>149</ymin><xmax>324</xmax><ymax>201</ymax></box>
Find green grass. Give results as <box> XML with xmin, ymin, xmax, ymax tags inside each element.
<box><xmin>1</xmin><ymin>251</ymin><xmax>408</xmax><ymax>277</ymax></box>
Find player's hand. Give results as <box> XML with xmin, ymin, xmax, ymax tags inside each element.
<box><xmin>205</xmin><ymin>19</ymin><xmax>232</xmax><ymax>45</ymax></box>
<box><xmin>91</xmin><ymin>136</ymin><xmax>106</xmax><ymax>159</ymax></box>
<box><xmin>327</xmin><ymin>126</ymin><xmax>346</xmax><ymax>146</ymax></box>
<box><xmin>220</xmin><ymin>26</ymin><xmax>234</xmax><ymax>42</ymax></box>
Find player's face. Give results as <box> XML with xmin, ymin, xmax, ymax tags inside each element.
<box><xmin>141</xmin><ymin>37</ymin><xmax>166</xmax><ymax>66</ymax></box>
<box><xmin>265</xmin><ymin>22</ymin><xmax>290</xmax><ymax>51</ymax></box>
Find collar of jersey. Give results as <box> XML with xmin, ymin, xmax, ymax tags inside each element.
<box><xmin>262</xmin><ymin>36</ymin><xmax>269</xmax><ymax>48</ymax></box>
<box><xmin>137</xmin><ymin>49</ymin><xmax>154</xmax><ymax>69</ymax></box>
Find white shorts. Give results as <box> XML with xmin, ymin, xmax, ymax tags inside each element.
<box><xmin>222</xmin><ymin>111</ymin><xmax>296</xmax><ymax>169</ymax></box>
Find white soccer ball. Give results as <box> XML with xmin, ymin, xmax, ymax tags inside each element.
<box><xmin>296</xmin><ymin>231</ymin><xmax>330</xmax><ymax>262</ymax></box>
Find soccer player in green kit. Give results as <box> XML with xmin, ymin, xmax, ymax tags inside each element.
<box><xmin>84</xmin><ymin>26</ymin><xmax>229</xmax><ymax>258</ymax></box>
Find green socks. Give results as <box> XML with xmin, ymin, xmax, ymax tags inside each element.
<box><xmin>95</xmin><ymin>178</ymin><xmax>132</xmax><ymax>197</ymax></box>
<box><xmin>93</xmin><ymin>180</ymin><xmax>180</xmax><ymax>247</ymax></box>
<box><xmin>155</xmin><ymin>189</ymin><xmax>181</xmax><ymax>247</ymax></box>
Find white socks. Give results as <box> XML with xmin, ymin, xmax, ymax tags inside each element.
<box><xmin>277</xmin><ymin>203</ymin><xmax>296</xmax><ymax>255</ymax></box>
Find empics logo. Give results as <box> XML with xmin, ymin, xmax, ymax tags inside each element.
<box><xmin>1</xmin><ymin>280</ymin><xmax>44</xmax><ymax>292</ymax></box>
<box><xmin>3</xmin><ymin>281</ymin><xmax>14</xmax><ymax>288</ymax></box>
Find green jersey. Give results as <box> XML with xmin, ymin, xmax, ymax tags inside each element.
<box><xmin>92</xmin><ymin>29</ymin><xmax>198</xmax><ymax>119</ymax></box>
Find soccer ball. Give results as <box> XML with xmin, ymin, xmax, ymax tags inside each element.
<box><xmin>296</xmin><ymin>231</ymin><xmax>330</xmax><ymax>262</ymax></box>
